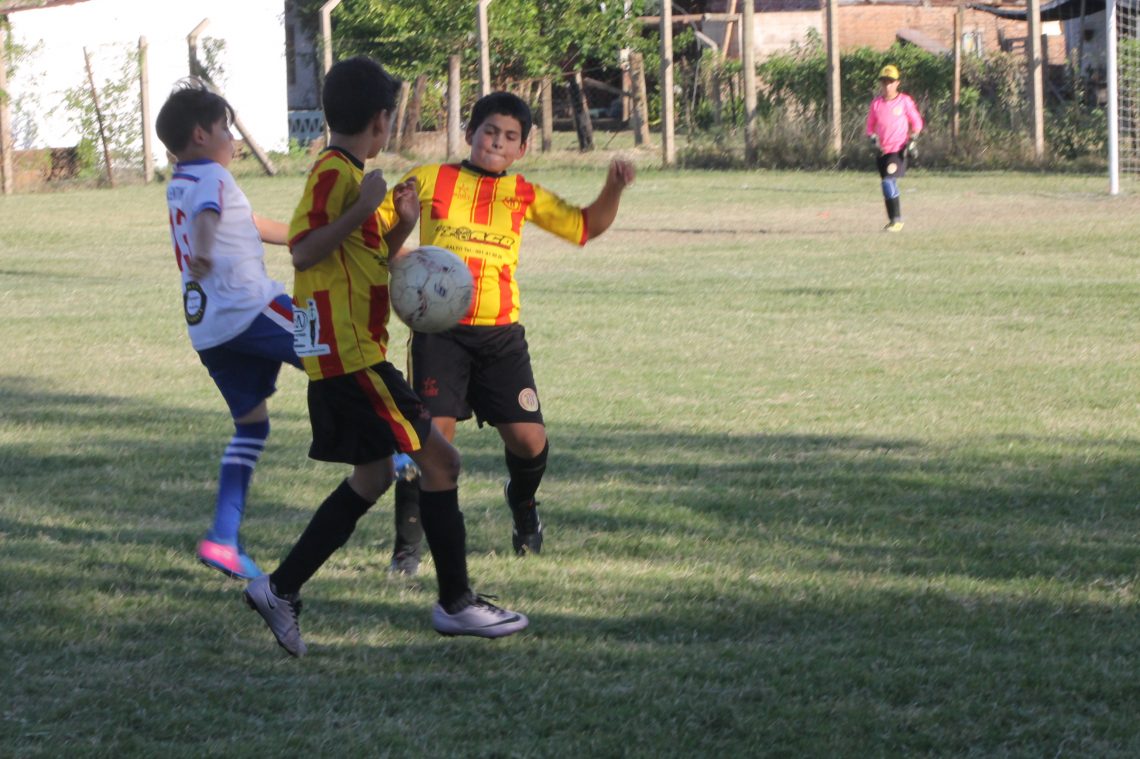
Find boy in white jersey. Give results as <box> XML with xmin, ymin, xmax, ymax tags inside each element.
<box><xmin>157</xmin><ymin>80</ymin><xmax>301</xmax><ymax>580</ymax></box>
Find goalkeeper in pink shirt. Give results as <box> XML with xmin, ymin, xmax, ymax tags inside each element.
<box><xmin>866</xmin><ymin>64</ymin><xmax>924</xmax><ymax>232</ymax></box>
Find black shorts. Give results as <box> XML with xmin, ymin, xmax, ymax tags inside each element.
<box><xmin>409</xmin><ymin>323</ymin><xmax>543</xmax><ymax>427</ymax></box>
<box><xmin>306</xmin><ymin>362</ymin><xmax>434</xmax><ymax>465</ymax></box>
<box><xmin>877</xmin><ymin>151</ymin><xmax>908</xmax><ymax>179</ymax></box>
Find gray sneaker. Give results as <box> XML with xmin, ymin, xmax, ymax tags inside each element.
<box><xmin>432</xmin><ymin>593</ymin><xmax>529</xmax><ymax>638</ymax></box>
<box><xmin>389</xmin><ymin>544</ymin><xmax>421</xmax><ymax>576</ymax></box>
<box><xmin>244</xmin><ymin>575</ymin><xmax>307</xmax><ymax>657</ymax></box>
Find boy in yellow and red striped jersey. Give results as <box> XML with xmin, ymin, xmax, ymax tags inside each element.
<box><xmin>243</xmin><ymin>57</ymin><xmax>527</xmax><ymax>657</ymax></box>
<box><xmin>378</xmin><ymin>92</ymin><xmax>635</xmax><ymax>571</ymax></box>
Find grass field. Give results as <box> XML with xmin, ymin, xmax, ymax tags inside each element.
<box><xmin>1</xmin><ymin>163</ymin><xmax>1138</xmax><ymax>756</ymax></box>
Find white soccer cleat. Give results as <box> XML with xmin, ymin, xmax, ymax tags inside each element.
<box><xmin>432</xmin><ymin>593</ymin><xmax>529</xmax><ymax>638</ymax></box>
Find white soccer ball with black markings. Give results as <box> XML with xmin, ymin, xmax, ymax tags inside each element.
<box><xmin>389</xmin><ymin>245</ymin><xmax>474</xmax><ymax>333</ymax></box>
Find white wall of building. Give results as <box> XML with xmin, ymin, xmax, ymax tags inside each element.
<box><xmin>6</xmin><ymin>0</ymin><xmax>287</xmax><ymax>162</ymax></box>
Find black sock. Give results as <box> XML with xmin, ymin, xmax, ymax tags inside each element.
<box><xmin>505</xmin><ymin>440</ymin><xmax>549</xmax><ymax>506</ymax></box>
<box><xmin>393</xmin><ymin>478</ymin><xmax>423</xmax><ymax>551</ymax></box>
<box><xmin>418</xmin><ymin>488</ymin><xmax>470</xmax><ymax>608</ymax></box>
<box><xmin>886</xmin><ymin>195</ymin><xmax>901</xmax><ymax>223</ymax></box>
<box><xmin>270</xmin><ymin>479</ymin><xmax>374</xmax><ymax>595</ymax></box>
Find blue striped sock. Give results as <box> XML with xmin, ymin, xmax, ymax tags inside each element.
<box><xmin>209</xmin><ymin>419</ymin><xmax>270</xmax><ymax>544</ymax></box>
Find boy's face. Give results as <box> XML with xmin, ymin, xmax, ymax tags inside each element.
<box><xmin>196</xmin><ymin>117</ymin><xmax>234</xmax><ymax>166</ymax></box>
<box><xmin>879</xmin><ymin>78</ymin><xmax>900</xmax><ymax>99</ymax></box>
<box><xmin>466</xmin><ymin>113</ymin><xmax>527</xmax><ymax>174</ymax></box>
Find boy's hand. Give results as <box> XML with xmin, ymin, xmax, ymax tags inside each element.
<box><xmin>187</xmin><ymin>250</ymin><xmax>213</xmax><ymax>278</ymax></box>
<box><xmin>358</xmin><ymin>169</ymin><xmax>389</xmax><ymax>210</ymax></box>
<box><xmin>391</xmin><ymin>178</ymin><xmax>420</xmax><ymax>224</ymax></box>
<box><xmin>607</xmin><ymin>159</ymin><xmax>636</xmax><ymax>190</ymax></box>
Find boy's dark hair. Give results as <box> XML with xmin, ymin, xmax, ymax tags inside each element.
<box><xmin>468</xmin><ymin>92</ymin><xmax>533</xmax><ymax>144</ymax></box>
<box><xmin>322</xmin><ymin>56</ymin><xmax>400</xmax><ymax>134</ymax></box>
<box><xmin>155</xmin><ymin>79</ymin><xmax>234</xmax><ymax>155</ymax></box>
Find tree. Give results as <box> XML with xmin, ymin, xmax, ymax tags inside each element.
<box><xmin>292</xmin><ymin>0</ymin><xmax>647</xmax><ymax>86</ymax></box>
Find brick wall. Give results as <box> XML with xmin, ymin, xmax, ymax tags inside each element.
<box><xmin>840</xmin><ymin>6</ymin><xmax>1068</xmax><ymax>64</ymax></box>
<box><xmin>707</xmin><ymin>7</ymin><xmax>1069</xmax><ymax>65</ymax></box>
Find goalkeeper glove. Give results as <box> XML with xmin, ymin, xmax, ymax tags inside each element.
<box><xmin>905</xmin><ymin>138</ymin><xmax>918</xmax><ymax>160</ymax></box>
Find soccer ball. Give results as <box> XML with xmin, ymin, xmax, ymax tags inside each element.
<box><xmin>389</xmin><ymin>245</ymin><xmax>474</xmax><ymax>333</ymax></box>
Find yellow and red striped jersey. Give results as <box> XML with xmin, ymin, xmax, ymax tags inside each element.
<box><xmin>288</xmin><ymin>148</ymin><xmax>392</xmax><ymax>380</ymax></box>
<box><xmin>381</xmin><ymin>162</ymin><xmax>587</xmax><ymax>326</ymax></box>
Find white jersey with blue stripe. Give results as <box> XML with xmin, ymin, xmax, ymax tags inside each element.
<box><xmin>166</xmin><ymin>159</ymin><xmax>285</xmax><ymax>350</ymax></box>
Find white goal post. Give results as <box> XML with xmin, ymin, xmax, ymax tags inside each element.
<box><xmin>1108</xmin><ymin>0</ymin><xmax>1140</xmax><ymax>193</ymax></box>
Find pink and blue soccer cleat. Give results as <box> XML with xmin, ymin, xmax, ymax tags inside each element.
<box><xmin>197</xmin><ymin>537</ymin><xmax>264</xmax><ymax>580</ymax></box>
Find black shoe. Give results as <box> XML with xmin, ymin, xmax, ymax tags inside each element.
<box><xmin>505</xmin><ymin>480</ymin><xmax>543</xmax><ymax>556</ymax></box>
<box><xmin>389</xmin><ymin>543</ymin><xmax>421</xmax><ymax>576</ymax></box>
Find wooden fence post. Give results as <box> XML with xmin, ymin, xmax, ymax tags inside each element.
<box><xmin>83</xmin><ymin>47</ymin><xmax>116</xmax><ymax>188</ymax></box>
<box><xmin>742</xmin><ymin>0</ymin><xmax>758</xmax><ymax>162</ymax></box>
<box><xmin>630</xmin><ymin>52</ymin><xmax>651</xmax><ymax>147</ymax></box>
<box><xmin>659</xmin><ymin>3</ymin><xmax>675</xmax><ymax>166</ymax></box>
<box><xmin>447</xmin><ymin>56</ymin><xmax>461</xmax><ymax>159</ymax></box>
<box><xmin>0</xmin><ymin>16</ymin><xmax>14</xmax><ymax>195</ymax></box>
<box><xmin>567</xmin><ymin>71</ymin><xmax>594</xmax><ymax>151</ymax></box>
<box><xmin>540</xmin><ymin>76</ymin><xmax>553</xmax><ymax>153</ymax></box>
<box><xmin>389</xmin><ymin>81</ymin><xmax>410</xmax><ymax>151</ymax></box>
<box><xmin>400</xmin><ymin>73</ymin><xmax>427</xmax><ymax>152</ymax></box>
<box><xmin>186</xmin><ymin>19</ymin><xmax>276</xmax><ymax>175</ymax></box>
<box><xmin>139</xmin><ymin>36</ymin><xmax>154</xmax><ymax>183</ymax></box>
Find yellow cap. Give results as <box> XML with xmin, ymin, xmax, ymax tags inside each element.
<box><xmin>879</xmin><ymin>64</ymin><xmax>900</xmax><ymax>81</ymax></box>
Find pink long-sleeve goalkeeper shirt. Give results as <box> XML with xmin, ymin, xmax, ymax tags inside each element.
<box><xmin>865</xmin><ymin>93</ymin><xmax>924</xmax><ymax>155</ymax></box>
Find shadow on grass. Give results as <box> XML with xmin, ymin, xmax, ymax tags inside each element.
<box><xmin>4</xmin><ymin>376</ymin><xmax>1137</xmax><ymax>586</ymax></box>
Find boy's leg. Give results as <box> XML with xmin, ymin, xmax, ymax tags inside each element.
<box><xmin>881</xmin><ymin>177</ymin><xmax>902</xmax><ymax>229</ymax></box>
<box><xmin>196</xmin><ymin>299</ymin><xmax>295</xmax><ymax>580</ymax></box>
<box><xmin>390</xmin><ymin>454</ymin><xmax>423</xmax><ymax>575</ymax></box>
<box><xmin>412</xmin><ymin>427</ymin><xmax>528</xmax><ymax>638</ymax></box>
<box><xmin>410</xmin><ymin>427</ymin><xmax>468</xmax><ymax>607</ymax></box>
<box><xmin>270</xmin><ymin>465</ymin><xmax>386</xmax><ymax>596</ymax></box>
<box><xmin>197</xmin><ymin>407</ymin><xmax>271</xmax><ymax>579</ymax></box>
<box><xmin>244</xmin><ymin>465</ymin><xmax>387</xmax><ymax>658</ymax></box>
<box><xmin>500</xmin><ymin>423</ymin><xmax>548</xmax><ymax>556</ymax></box>
<box><xmin>460</xmin><ymin>324</ymin><xmax>546</xmax><ymax>556</ymax></box>
<box><xmin>391</xmin><ymin>415</ymin><xmax>458</xmax><ymax>573</ymax></box>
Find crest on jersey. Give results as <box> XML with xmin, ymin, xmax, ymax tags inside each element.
<box><xmin>184</xmin><ymin>282</ymin><xmax>207</xmax><ymax>325</ymax></box>
<box><xmin>518</xmin><ymin>388</ymin><xmax>540</xmax><ymax>412</ymax></box>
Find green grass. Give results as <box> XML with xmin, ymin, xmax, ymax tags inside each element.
<box><xmin>1</xmin><ymin>164</ymin><xmax>1138</xmax><ymax>756</ymax></box>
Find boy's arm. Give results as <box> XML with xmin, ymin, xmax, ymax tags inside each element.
<box><xmin>292</xmin><ymin>169</ymin><xmax>389</xmax><ymax>271</ymax></box>
<box><xmin>906</xmin><ymin>96</ymin><xmax>924</xmax><ymax>137</ymax></box>
<box><xmin>253</xmin><ymin>213</ymin><xmax>288</xmax><ymax>245</ymax></box>
<box><xmin>381</xmin><ymin>178</ymin><xmax>420</xmax><ymax>256</ymax></box>
<box><xmin>584</xmin><ymin>159</ymin><xmax>636</xmax><ymax>240</ymax></box>
<box><xmin>188</xmin><ymin>209</ymin><xmax>220</xmax><ymax>278</ymax></box>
